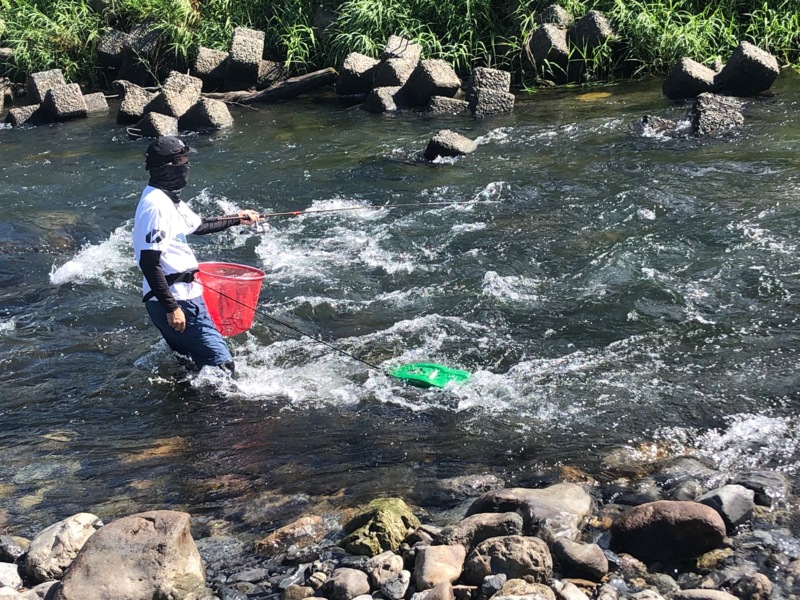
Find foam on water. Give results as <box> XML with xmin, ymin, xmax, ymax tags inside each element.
<box><xmin>0</xmin><ymin>317</ymin><xmax>16</xmax><ymax>333</ymax></box>
<box><xmin>481</xmin><ymin>270</ymin><xmax>543</xmax><ymax>305</ymax></box>
<box><xmin>49</xmin><ymin>224</ymin><xmax>134</xmax><ymax>288</ymax></box>
<box><xmin>658</xmin><ymin>411</ymin><xmax>800</xmax><ymax>479</ymax></box>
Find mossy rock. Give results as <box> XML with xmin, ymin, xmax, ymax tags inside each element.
<box><xmin>340</xmin><ymin>498</ymin><xmax>421</xmax><ymax>557</ymax></box>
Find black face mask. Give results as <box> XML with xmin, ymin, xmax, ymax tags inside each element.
<box><xmin>148</xmin><ymin>163</ymin><xmax>190</xmax><ymax>193</ymax></box>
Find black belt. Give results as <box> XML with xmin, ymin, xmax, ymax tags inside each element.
<box><xmin>142</xmin><ymin>269</ymin><xmax>198</xmax><ymax>302</ymax></box>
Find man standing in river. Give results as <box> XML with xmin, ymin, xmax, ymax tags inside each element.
<box><xmin>132</xmin><ymin>136</ymin><xmax>261</xmax><ymax>374</ymax></box>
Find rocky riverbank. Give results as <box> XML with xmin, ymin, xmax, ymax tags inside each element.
<box><xmin>0</xmin><ymin>450</ymin><xmax>797</xmax><ymax>600</ymax></box>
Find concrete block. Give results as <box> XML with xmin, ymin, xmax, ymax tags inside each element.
<box><xmin>27</xmin><ymin>69</ymin><xmax>66</xmax><ymax>104</ymax></box>
<box><xmin>134</xmin><ymin>112</ymin><xmax>179</xmax><ymax>138</ymax></box>
<box><xmin>382</xmin><ymin>35</ymin><xmax>422</xmax><ymax>62</ymax></box>
<box><xmin>83</xmin><ymin>92</ymin><xmax>109</xmax><ymax>113</ymax></box>
<box><xmin>403</xmin><ymin>59</ymin><xmax>461</xmax><ymax>107</ymax></box>
<box><xmin>43</xmin><ymin>83</ymin><xmax>88</xmax><ymax>120</ymax></box>
<box><xmin>424</xmin><ymin>129</ymin><xmax>477</xmax><ymax>160</ymax></box>
<box><xmin>336</xmin><ymin>52</ymin><xmax>378</xmax><ymax>95</ymax></box>
<box><xmin>179</xmin><ymin>98</ymin><xmax>234</xmax><ymax>131</ymax></box>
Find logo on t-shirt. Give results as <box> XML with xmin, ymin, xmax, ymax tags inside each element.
<box><xmin>145</xmin><ymin>229</ymin><xmax>166</xmax><ymax>244</ymax></box>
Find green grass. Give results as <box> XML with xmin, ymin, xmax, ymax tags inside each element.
<box><xmin>1</xmin><ymin>0</ymin><xmax>799</xmax><ymax>90</ymax></box>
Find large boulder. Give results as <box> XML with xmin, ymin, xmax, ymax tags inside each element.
<box><xmin>96</xmin><ymin>29</ymin><xmax>131</xmax><ymax>69</ymax></box>
<box><xmin>662</xmin><ymin>57</ymin><xmax>717</xmax><ymax>100</ymax></box>
<box><xmin>257</xmin><ymin>60</ymin><xmax>287</xmax><ymax>90</ymax></box>
<box><xmin>469</xmin><ymin>89</ymin><xmax>515</xmax><ymax>118</ymax></box>
<box><xmin>610</xmin><ymin>500</ymin><xmax>726</xmax><ymax>562</ymax></box>
<box><xmin>691</xmin><ymin>93</ymin><xmax>744</xmax><ymax>136</ymax></box>
<box><xmin>550</xmin><ymin>538</ymin><xmax>608</xmax><ymax>581</ymax></box>
<box><xmin>715</xmin><ymin>41</ymin><xmax>779</xmax><ymax>97</ymax></box>
<box><xmin>462</xmin><ymin>535</ymin><xmax>552</xmax><ymax>585</ymax></box>
<box><xmin>340</xmin><ymin>498</ymin><xmax>421</xmax><ymax>556</ymax></box>
<box><xmin>465</xmin><ymin>483</ymin><xmax>593</xmax><ymax>542</ymax></box>
<box><xmin>403</xmin><ymin>59</ymin><xmax>461</xmax><ymax>107</ymax></box>
<box><xmin>336</xmin><ymin>52</ymin><xmax>379</xmax><ymax>95</ymax></box>
<box><xmin>83</xmin><ymin>92</ymin><xmax>109</xmax><ymax>114</ymax></box>
<box><xmin>25</xmin><ymin>513</ymin><xmax>103</xmax><ymax>583</ymax></box>
<box><xmin>54</xmin><ymin>511</ymin><xmax>208</xmax><ymax>600</ymax></box>
<box><xmin>423</xmin><ymin>129</ymin><xmax>478</xmax><ymax>160</ymax></box>
<box><xmin>427</xmin><ymin>96</ymin><xmax>469</xmax><ymax>115</ymax></box>
<box><xmin>537</xmin><ymin>4</ymin><xmax>573</xmax><ymax>28</ymax></box>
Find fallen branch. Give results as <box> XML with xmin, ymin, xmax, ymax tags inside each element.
<box><xmin>204</xmin><ymin>68</ymin><xmax>338</xmax><ymax>105</ymax></box>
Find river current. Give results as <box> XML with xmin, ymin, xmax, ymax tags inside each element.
<box><xmin>2</xmin><ymin>74</ymin><xmax>800</xmax><ymax>537</ymax></box>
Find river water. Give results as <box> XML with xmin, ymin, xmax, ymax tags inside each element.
<box><xmin>2</xmin><ymin>74</ymin><xmax>800</xmax><ymax>538</ymax></box>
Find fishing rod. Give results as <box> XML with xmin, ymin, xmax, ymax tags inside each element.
<box><xmin>204</xmin><ymin>200</ymin><xmax>499</xmax><ymax>223</ymax></box>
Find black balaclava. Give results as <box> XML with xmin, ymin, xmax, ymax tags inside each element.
<box><xmin>147</xmin><ymin>163</ymin><xmax>190</xmax><ymax>197</ymax></box>
<box><xmin>144</xmin><ymin>136</ymin><xmax>196</xmax><ymax>202</ymax></box>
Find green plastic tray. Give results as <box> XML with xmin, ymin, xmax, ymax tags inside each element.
<box><xmin>390</xmin><ymin>362</ymin><xmax>471</xmax><ymax>389</ymax></box>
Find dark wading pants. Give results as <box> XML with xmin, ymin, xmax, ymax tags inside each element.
<box><xmin>145</xmin><ymin>296</ymin><xmax>233</xmax><ymax>370</ymax></box>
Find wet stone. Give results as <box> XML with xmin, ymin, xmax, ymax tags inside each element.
<box><xmin>180</xmin><ymin>98</ymin><xmax>233</xmax><ymax>132</ymax></box>
<box><xmin>465</xmin><ymin>67</ymin><xmax>511</xmax><ymax>103</ymax></box>
<box><xmin>424</xmin><ymin>129</ymin><xmax>478</xmax><ymax>161</ymax></box>
<box><xmin>116</xmin><ymin>82</ymin><xmax>157</xmax><ymax>124</ymax></box>
<box><xmin>715</xmin><ymin>41</ymin><xmax>779</xmax><ymax>97</ymax></box>
<box><xmin>403</xmin><ymin>59</ymin><xmax>462</xmax><ymax>107</ymax></box>
<box><xmin>691</xmin><ymin>93</ymin><xmax>744</xmax><ymax>136</ymax></box>
<box><xmin>148</xmin><ymin>71</ymin><xmax>203</xmax><ymax>118</ymax></box>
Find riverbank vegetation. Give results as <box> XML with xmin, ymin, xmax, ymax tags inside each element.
<box><xmin>1</xmin><ymin>0</ymin><xmax>798</xmax><ymax>89</ymax></box>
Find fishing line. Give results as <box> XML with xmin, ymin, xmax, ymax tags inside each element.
<box><xmin>193</xmin><ymin>278</ymin><xmax>472</xmax><ymax>388</ymax></box>
<box><xmin>193</xmin><ymin>279</ymin><xmax>384</xmax><ymax>372</ymax></box>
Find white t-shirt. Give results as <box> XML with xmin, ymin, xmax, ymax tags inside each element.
<box><xmin>132</xmin><ymin>186</ymin><xmax>203</xmax><ymax>301</ymax></box>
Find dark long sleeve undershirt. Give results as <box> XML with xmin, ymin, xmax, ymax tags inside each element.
<box><xmin>139</xmin><ymin>249</ymin><xmax>178</xmax><ymax>312</ymax></box>
<box><xmin>192</xmin><ymin>216</ymin><xmax>242</xmax><ymax>235</ymax></box>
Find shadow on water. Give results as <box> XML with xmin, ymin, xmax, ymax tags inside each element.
<box><xmin>2</xmin><ymin>72</ymin><xmax>800</xmax><ymax>534</ymax></box>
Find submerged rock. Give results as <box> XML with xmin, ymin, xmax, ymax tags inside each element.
<box><xmin>423</xmin><ymin>130</ymin><xmax>478</xmax><ymax>161</ymax></box>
